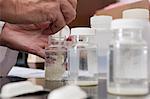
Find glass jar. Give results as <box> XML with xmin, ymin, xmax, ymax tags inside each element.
<box><xmin>45</xmin><ymin>36</ymin><xmax>72</xmax><ymax>81</ymax></box>
<box><xmin>68</xmin><ymin>27</ymin><xmax>98</xmax><ymax>86</ymax></box>
<box><xmin>107</xmin><ymin>19</ymin><xmax>149</xmax><ymax>95</ymax></box>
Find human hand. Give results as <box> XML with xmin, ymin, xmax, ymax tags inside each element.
<box><xmin>0</xmin><ymin>23</ymin><xmax>50</xmax><ymax>58</ymax></box>
<box><xmin>0</xmin><ymin>0</ymin><xmax>77</xmax><ymax>30</ymax></box>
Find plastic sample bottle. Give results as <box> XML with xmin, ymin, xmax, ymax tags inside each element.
<box><xmin>107</xmin><ymin>19</ymin><xmax>149</xmax><ymax>95</ymax></box>
<box><xmin>68</xmin><ymin>27</ymin><xmax>98</xmax><ymax>86</ymax></box>
<box><xmin>123</xmin><ymin>8</ymin><xmax>150</xmax><ymax>82</ymax></box>
<box><xmin>90</xmin><ymin>15</ymin><xmax>112</xmax><ymax>77</ymax></box>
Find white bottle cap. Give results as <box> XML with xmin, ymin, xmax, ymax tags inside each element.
<box><xmin>90</xmin><ymin>15</ymin><xmax>112</xmax><ymax>29</ymax></box>
<box><xmin>71</xmin><ymin>27</ymin><xmax>95</xmax><ymax>36</ymax></box>
<box><xmin>123</xmin><ymin>8</ymin><xmax>149</xmax><ymax>20</ymax></box>
<box><xmin>111</xmin><ymin>19</ymin><xmax>148</xmax><ymax>30</ymax></box>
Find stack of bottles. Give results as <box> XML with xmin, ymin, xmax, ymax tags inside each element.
<box><xmin>44</xmin><ymin>8</ymin><xmax>150</xmax><ymax>96</ymax></box>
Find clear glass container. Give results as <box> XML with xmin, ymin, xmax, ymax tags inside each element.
<box><xmin>68</xmin><ymin>28</ymin><xmax>98</xmax><ymax>86</ymax></box>
<box><xmin>45</xmin><ymin>36</ymin><xmax>72</xmax><ymax>81</ymax></box>
<box><xmin>108</xmin><ymin>19</ymin><xmax>149</xmax><ymax>95</ymax></box>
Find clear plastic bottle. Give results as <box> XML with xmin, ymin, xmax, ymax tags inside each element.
<box><xmin>107</xmin><ymin>19</ymin><xmax>149</xmax><ymax>95</ymax></box>
<box><xmin>68</xmin><ymin>27</ymin><xmax>98</xmax><ymax>86</ymax></box>
<box><xmin>90</xmin><ymin>15</ymin><xmax>112</xmax><ymax>77</ymax></box>
<box><xmin>123</xmin><ymin>8</ymin><xmax>150</xmax><ymax>82</ymax></box>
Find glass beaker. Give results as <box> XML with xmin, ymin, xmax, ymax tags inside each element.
<box><xmin>45</xmin><ymin>36</ymin><xmax>72</xmax><ymax>81</ymax></box>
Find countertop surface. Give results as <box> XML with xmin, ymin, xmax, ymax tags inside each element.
<box><xmin>0</xmin><ymin>76</ymin><xmax>150</xmax><ymax>99</ymax></box>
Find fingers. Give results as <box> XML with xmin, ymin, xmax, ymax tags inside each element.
<box><xmin>37</xmin><ymin>49</ymin><xmax>46</xmax><ymax>58</ymax></box>
<box><xmin>27</xmin><ymin>41</ymin><xmax>48</xmax><ymax>58</ymax></box>
<box><xmin>60</xmin><ymin>0</ymin><xmax>76</xmax><ymax>24</ymax></box>
<box><xmin>43</xmin><ymin>0</ymin><xmax>77</xmax><ymax>35</ymax></box>
<box><xmin>29</xmin><ymin>34</ymin><xmax>48</xmax><ymax>58</ymax></box>
<box><xmin>29</xmin><ymin>46</ymin><xmax>46</xmax><ymax>58</ymax></box>
<box><xmin>43</xmin><ymin>11</ymin><xmax>66</xmax><ymax>35</ymax></box>
<box><xmin>38</xmin><ymin>34</ymin><xmax>49</xmax><ymax>45</ymax></box>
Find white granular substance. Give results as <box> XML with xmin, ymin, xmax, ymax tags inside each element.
<box><xmin>45</xmin><ymin>65</ymin><xmax>65</xmax><ymax>80</ymax></box>
<box><xmin>45</xmin><ymin>51</ymin><xmax>66</xmax><ymax>81</ymax></box>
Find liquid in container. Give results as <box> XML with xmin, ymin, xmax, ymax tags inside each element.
<box><xmin>68</xmin><ymin>27</ymin><xmax>98</xmax><ymax>86</ymax></box>
<box><xmin>90</xmin><ymin>15</ymin><xmax>112</xmax><ymax>76</ymax></box>
<box><xmin>108</xmin><ymin>19</ymin><xmax>149</xmax><ymax>95</ymax></box>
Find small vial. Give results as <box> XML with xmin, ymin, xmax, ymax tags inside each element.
<box><xmin>68</xmin><ymin>27</ymin><xmax>98</xmax><ymax>86</ymax></box>
<box><xmin>108</xmin><ymin>19</ymin><xmax>149</xmax><ymax>95</ymax></box>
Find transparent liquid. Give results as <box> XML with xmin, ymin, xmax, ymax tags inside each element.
<box><xmin>108</xmin><ymin>43</ymin><xmax>148</xmax><ymax>95</ymax></box>
<box><xmin>108</xmin><ymin>79</ymin><xmax>149</xmax><ymax>95</ymax></box>
<box><xmin>98</xmin><ymin>55</ymin><xmax>107</xmax><ymax>73</ymax></box>
<box><xmin>45</xmin><ymin>48</ymin><xmax>67</xmax><ymax>80</ymax></box>
<box><xmin>69</xmin><ymin>47</ymin><xmax>98</xmax><ymax>85</ymax></box>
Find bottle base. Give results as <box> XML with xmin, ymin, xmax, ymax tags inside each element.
<box><xmin>68</xmin><ymin>80</ymin><xmax>98</xmax><ymax>86</ymax></box>
<box><xmin>107</xmin><ymin>87</ymin><xmax>149</xmax><ymax>96</ymax></box>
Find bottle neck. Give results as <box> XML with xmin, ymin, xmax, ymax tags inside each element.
<box><xmin>114</xmin><ymin>29</ymin><xmax>143</xmax><ymax>41</ymax></box>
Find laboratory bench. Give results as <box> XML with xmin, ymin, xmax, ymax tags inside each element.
<box><xmin>0</xmin><ymin>76</ymin><xmax>150</xmax><ymax>99</ymax></box>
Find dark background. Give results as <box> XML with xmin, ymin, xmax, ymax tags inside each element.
<box><xmin>70</xmin><ymin>0</ymin><xmax>117</xmax><ymax>27</ymax></box>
